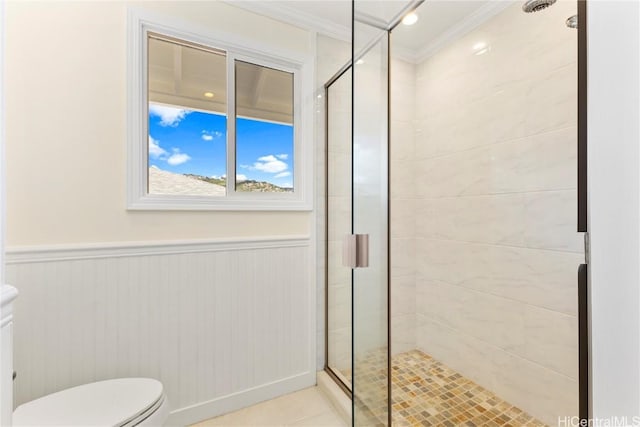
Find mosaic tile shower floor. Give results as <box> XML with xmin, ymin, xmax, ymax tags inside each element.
<box><xmin>347</xmin><ymin>349</ymin><xmax>548</xmax><ymax>427</ymax></box>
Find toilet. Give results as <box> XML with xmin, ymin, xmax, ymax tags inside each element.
<box><xmin>12</xmin><ymin>378</ymin><xmax>170</xmax><ymax>426</ymax></box>
<box><xmin>1</xmin><ymin>286</ymin><xmax>170</xmax><ymax>426</ymax></box>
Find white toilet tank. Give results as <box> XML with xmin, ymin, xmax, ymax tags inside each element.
<box><xmin>1</xmin><ymin>285</ymin><xmax>19</xmax><ymax>426</ymax></box>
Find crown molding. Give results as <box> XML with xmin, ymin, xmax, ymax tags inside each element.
<box><xmin>391</xmin><ymin>45</ymin><xmax>418</xmax><ymax>64</ymax></box>
<box><xmin>412</xmin><ymin>1</ymin><xmax>512</xmax><ymax>64</ymax></box>
<box><xmin>223</xmin><ymin>0</ymin><xmax>351</xmax><ymax>42</ymax></box>
<box><xmin>222</xmin><ymin>1</ymin><xmax>511</xmax><ymax>65</ymax></box>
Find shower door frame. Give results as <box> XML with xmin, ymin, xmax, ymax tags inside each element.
<box><xmin>323</xmin><ymin>62</ymin><xmax>354</xmax><ymax>399</ymax></box>
<box><xmin>577</xmin><ymin>0</ymin><xmax>589</xmax><ymax>421</ymax></box>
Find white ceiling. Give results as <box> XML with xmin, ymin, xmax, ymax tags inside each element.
<box><xmin>227</xmin><ymin>0</ymin><xmax>512</xmax><ymax>63</ymax></box>
<box><xmin>393</xmin><ymin>1</ymin><xmax>490</xmax><ymax>52</ymax></box>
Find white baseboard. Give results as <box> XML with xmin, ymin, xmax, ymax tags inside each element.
<box><xmin>166</xmin><ymin>371</ymin><xmax>316</xmax><ymax>426</ymax></box>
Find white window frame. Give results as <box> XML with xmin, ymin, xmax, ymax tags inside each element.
<box><xmin>127</xmin><ymin>8</ymin><xmax>313</xmax><ymax>211</ymax></box>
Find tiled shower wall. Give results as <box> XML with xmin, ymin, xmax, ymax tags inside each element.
<box><xmin>390</xmin><ymin>58</ymin><xmax>417</xmax><ymax>356</ymax></box>
<box><xmin>412</xmin><ymin>2</ymin><xmax>583</xmax><ymax>425</ymax></box>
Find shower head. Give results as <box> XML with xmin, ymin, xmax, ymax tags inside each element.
<box><xmin>522</xmin><ymin>0</ymin><xmax>557</xmax><ymax>13</ymax></box>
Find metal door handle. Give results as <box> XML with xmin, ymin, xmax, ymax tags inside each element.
<box><xmin>342</xmin><ymin>234</ymin><xmax>369</xmax><ymax>268</ymax></box>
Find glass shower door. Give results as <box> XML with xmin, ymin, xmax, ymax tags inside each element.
<box><xmin>351</xmin><ymin>13</ymin><xmax>390</xmax><ymax>427</ymax></box>
<box><xmin>325</xmin><ymin>2</ymin><xmax>405</xmax><ymax>423</ymax></box>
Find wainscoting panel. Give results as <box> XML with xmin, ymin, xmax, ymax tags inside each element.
<box><xmin>5</xmin><ymin>236</ymin><xmax>315</xmax><ymax>425</ymax></box>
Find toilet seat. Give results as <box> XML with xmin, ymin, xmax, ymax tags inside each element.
<box><xmin>121</xmin><ymin>393</ymin><xmax>168</xmax><ymax>427</ymax></box>
<box><xmin>13</xmin><ymin>378</ymin><xmax>168</xmax><ymax>426</ymax></box>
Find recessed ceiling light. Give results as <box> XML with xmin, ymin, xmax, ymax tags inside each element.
<box><xmin>402</xmin><ymin>12</ymin><xmax>418</xmax><ymax>26</ymax></box>
<box><xmin>204</xmin><ymin>92</ymin><xmax>214</xmax><ymax>98</ymax></box>
<box><xmin>355</xmin><ymin>59</ymin><xmax>365</xmax><ymax>65</ymax></box>
<box><xmin>472</xmin><ymin>41</ymin><xmax>490</xmax><ymax>55</ymax></box>
<box><xmin>473</xmin><ymin>42</ymin><xmax>487</xmax><ymax>51</ymax></box>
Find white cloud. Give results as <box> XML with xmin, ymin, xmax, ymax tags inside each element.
<box><xmin>236</xmin><ymin>174</ymin><xmax>247</xmax><ymax>182</ymax></box>
<box><xmin>276</xmin><ymin>154</ymin><xmax>289</xmax><ymax>160</ymax></box>
<box><xmin>274</xmin><ymin>171</ymin><xmax>291</xmax><ymax>178</ymax></box>
<box><xmin>239</xmin><ymin>164</ymin><xmax>250</xmax><ymax>169</ymax></box>
<box><xmin>253</xmin><ymin>155</ymin><xmax>288</xmax><ymax>174</ymax></box>
<box><xmin>201</xmin><ymin>130</ymin><xmax>223</xmax><ymax>141</ymax></box>
<box><xmin>149</xmin><ymin>136</ymin><xmax>168</xmax><ymax>159</ymax></box>
<box><xmin>167</xmin><ymin>148</ymin><xmax>191</xmax><ymax>165</ymax></box>
<box><xmin>149</xmin><ymin>104</ymin><xmax>191</xmax><ymax>127</ymax></box>
<box><xmin>149</xmin><ymin>136</ymin><xmax>192</xmax><ymax>167</ymax></box>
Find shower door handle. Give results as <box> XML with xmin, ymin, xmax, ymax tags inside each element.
<box><xmin>342</xmin><ymin>234</ymin><xmax>369</xmax><ymax>268</ymax></box>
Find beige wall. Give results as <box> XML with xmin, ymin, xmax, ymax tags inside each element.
<box><xmin>4</xmin><ymin>1</ymin><xmax>312</xmax><ymax>247</ymax></box>
<box><xmin>413</xmin><ymin>2</ymin><xmax>581</xmax><ymax>424</ymax></box>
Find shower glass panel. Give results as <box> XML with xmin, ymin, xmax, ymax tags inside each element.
<box><xmin>352</xmin><ymin>7</ymin><xmax>390</xmax><ymax>426</ymax></box>
<box><xmin>326</xmin><ymin>70</ymin><xmax>353</xmax><ymax>390</ymax></box>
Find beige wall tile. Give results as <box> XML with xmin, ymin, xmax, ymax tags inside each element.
<box><xmin>416</xmin><ymin>238</ymin><xmax>582</xmax><ymax>315</ymax></box>
<box><xmin>391</xmin><ymin>238</ymin><xmax>415</xmax><ymax>278</ymax></box>
<box><xmin>416</xmin><ymin>194</ymin><xmax>526</xmax><ymax>245</ymax></box>
<box><xmin>391</xmin><ymin>314</ymin><xmax>415</xmax><ymax>356</ymax></box>
<box><xmin>521</xmin><ymin>305</ymin><xmax>578</xmax><ymax>379</ymax></box>
<box><xmin>523</xmin><ymin>190</ymin><xmax>583</xmax><ymax>252</ymax></box>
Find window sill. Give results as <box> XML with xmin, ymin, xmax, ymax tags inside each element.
<box><xmin>127</xmin><ymin>194</ymin><xmax>313</xmax><ymax>211</ymax></box>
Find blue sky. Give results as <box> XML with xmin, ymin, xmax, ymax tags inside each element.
<box><xmin>148</xmin><ymin>103</ymin><xmax>294</xmax><ymax>188</ymax></box>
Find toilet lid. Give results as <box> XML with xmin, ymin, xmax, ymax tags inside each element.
<box><xmin>13</xmin><ymin>378</ymin><xmax>164</xmax><ymax>426</ymax></box>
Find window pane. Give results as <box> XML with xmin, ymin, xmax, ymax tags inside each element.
<box><xmin>147</xmin><ymin>35</ymin><xmax>227</xmax><ymax>196</ymax></box>
<box><xmin>235</xmin><ymin>60</ymin><xmax>294</xmax><ymax>193</ymax></box>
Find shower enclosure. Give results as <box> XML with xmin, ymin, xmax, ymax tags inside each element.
<box><xmin>326</xmin><ymin>3</ymin><xmax>393</xmax><ymax>422</ymax></box>
<box><xmin>325</xmin><ymin>0</ymin><xmax>587</xmax><ymax>426</ymax></box>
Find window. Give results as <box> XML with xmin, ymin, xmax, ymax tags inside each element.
<box><xmin>147</xmin><ymin>35</ymin><xmax>228</xmax><ymax>197</ymax></box>
<box><xmin>127</xmin><ymin>10</ymin><xmax>312</xmax><ymax>210</ymax></box>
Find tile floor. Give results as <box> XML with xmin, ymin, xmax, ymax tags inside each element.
<box><xmin>344</xmin><ymin>349</ymin><xmax>547</xmax><ymax>426</ymax></box>
<box><xmin>193</xmin><ymin>349</ymin><xmax>549</xmax><ymax>427</ymax></box>
<box><xmin>391</xmin><ymin>350</ymin><xmax>546</xmax><ymax>427</ymax></box>
<box><xmin>190</xmin><ymin>387</ymin><xmax>348</xmax><ymax>427</ymax></box>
